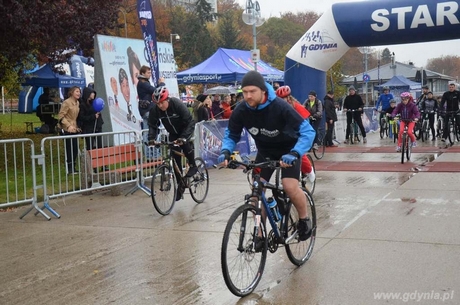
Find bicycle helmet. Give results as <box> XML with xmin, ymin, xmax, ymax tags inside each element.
<box><xmin>400</xmin><ymin>92</ymin><xmax>411</xmax><ymax>99</ymax></box>
<box><xmin>383</xmin><ymin>86</ymin><xmax>390</xmax><ymax>91</ymax></box>
<box><xmin>152</xmin><ymin>86</ymin><xmax>169</xmax><ymax>103</ymax></box>
<box><xmin>276</xmin><ymin>86</ymin><xmax>291</xmax><ymax>98</ymax></box>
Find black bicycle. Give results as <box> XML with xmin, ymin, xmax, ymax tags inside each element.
<box><xmin>378</xmin><ymin>110</ymin><xmax>389</xmax><ymax>139</ymax></box>
<box><xmin>150</xmin><ymin>140</ymin><xmax>209</xmax><ymax>215</ymax></box>
<box><xmin>399</xmin><ymin>120</ymin><xmax>414</xmax><ymax>164</ymax></box>
<box><xmin>310</xmin><ymin>117</ymin><xmax>326</xmax><ymax>159</ymax></box>
<box><xmin>443</xmin><ymin>110</ymin><xmax>460</xmax><ymax>145</ymax></box>
<box><xmin>345</xmin><ymin>109</ymin><xmax>361</xmax><ymax>144</ymax></box>
<box><xmin>221</xmin><ymin>159</ymin><xmax>316</xmax><ymax>297</ymax></box>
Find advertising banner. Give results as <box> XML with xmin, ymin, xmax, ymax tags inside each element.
<box><xmin>94</xmin><ymin>35</ymin><xmax>179</xmax><ymax>140</ymax></box>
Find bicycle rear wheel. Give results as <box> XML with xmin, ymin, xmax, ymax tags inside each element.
<box><xmin>221</xmin><ymin>204</ymin><xmax>267</xmax><ymax>297</ymax></box>
<box><xmin>285</xmin><ymin>189</ymin><xmax>316</xmax><ymax>266</ymax></box>
<box><xmin>189</xmin><ymin>157</ymin><xmax>209</xmax><ymax>203</ymax></box>
<box><xmin>401</xmin><ymin>133</ymin><xmax>407</xmax><ymax>164</ymax></box>
<box><xmin>301</xmin><ymin>154</ymin><xmax>316</xmax><ymax>195</ymax></box>
<box><xmin>313</xmin><ymin>135</ymin><xmax>325</xmax><ymax>160</ymax></box>
<box><xmin>151</xmin><ymin>164</ymin><xmax>176</xmax><ymax>215</ymax></box>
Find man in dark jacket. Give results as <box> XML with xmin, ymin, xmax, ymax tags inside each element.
<box><xmin>440</xmin><ymin>82</ymin><xmax>460</xmax><ymax>142</ymax></box>
<box><xmin>148</xmin><ymin>86</ymin><xmax>197</xmax><ymax>201</ymax></box>
<box><xmin>343</xmin><ymin>86</ymin><xmax>367</xmax><ymax>143</ymax></box>
<box><xmin>324</xmin><ymin>91</ymin><xmax>338</xmax><ymax>147</ymax></box>
<box><xmin>137</xmin><ymin>65</ymin><xmax>164</xmax><ymax>129</ymax></box>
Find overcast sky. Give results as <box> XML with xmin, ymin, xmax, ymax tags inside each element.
<box><xmin>236</xmin><ymin>0</ymin><xmax>460</xmax><ymax>71</ymax></box>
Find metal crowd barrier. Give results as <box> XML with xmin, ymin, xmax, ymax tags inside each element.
<box><xmin>0</xmin><ymin>138</ymin><xmax>51</xmax><ymax>218</ymax></box>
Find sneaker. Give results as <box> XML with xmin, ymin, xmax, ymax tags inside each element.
<box><xmin>354</xmin><ymin>136</ymin><xmax>359</xmax><ymax>142</ymax></box>
<box><xmin>412</xmin><ymin>141</ymin><xmax>417</xmax><ymax>147</ymax></box>
<box><xmin>363</xmin><ymin>137</ymin><xmax>367</xmax><ymax>143</ymax></box>
<box><xmin>396</xmin><ymin>146</ymin><xmax>401</xmax><ymax>152</ymax></box>
<box><xmin>253</xmin><ymin>236</ymin><xmax>265</xmax><ymax>253</ymax></box>
<box><xmin>343</xmin><ymin>139</ymin><xmax>349</xmax><ymax>144</ymax></box>
<box><xmin>185</xmin><ymin>166</ymin><xmax>198</xmax><ymax>177</ymax></box>
<box><xmin>304</xmin><ymin>169</ymin><xmax>315</xmax><ymax>183</ymax></box>
<box><xmin>297</xmin><ymin>218</ymin><xmax>312</xmax><ymax>241</ymax></box>
<box><xmin>441</xmin><ymin>138</ymin><xmax>446</xmax><ymax>142</ymax></box>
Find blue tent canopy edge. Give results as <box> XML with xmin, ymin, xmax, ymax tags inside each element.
<box><xmin>177</xmin><ymin>48</ymin><xmax>284</xmax><ymax>84</ymax></box>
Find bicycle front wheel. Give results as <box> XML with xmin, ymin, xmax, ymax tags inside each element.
<box><xmin>349</xmin><ymin>123</ymin><xmax>355</xmax><ymax>144</ymax></box>
<box><xmin>406</xmin><ymin>136</ymin><xmax>412</xmax><ymax>161</ymax></box>
<box><xmin>189</xmin><ymin>157</ymin><xmax>209</xmax><ymax>203</ymax></box>
<box><xmin>301</xmin><ymin>154</ymin><xmax>316</xmax><ymax>195</ymax></box>
<box><xmin>448</xmin><ymin>119</ymin><xmax>454</xmax><ymax>145</ymax></box>
<box><xmin>401</xmin><ymin>133</ymin><xmax>407</xmax><ymax>164</ymax></box>
<box><xmin>313</xmin><ymin>136</ymin><xmax>325</xmax><ymax>160</ymax></box>
<box><xmin>421</xmin><ymin>120</ymin><xmax>429</xmax><ymax>142</ymax></box>
<box><xmin>221</xmin><ymin>204</ymin><xmax>267</xmax><ymax>297</ymax></box>
<box><xmin>380</xmin><ymin>118</ymin><xmax>387</xmax><ymax>139</ymax></box>
<box><xmin>151</xmin><ymin>164</ymin><xmax>176</xmax><ymax>215</ymax></box>
<box><xmin>285</xmin><ymin>188</ymin><xmax>316</xmax><ymax>266</ymax></box>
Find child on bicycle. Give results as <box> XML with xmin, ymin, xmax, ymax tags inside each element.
<box><xmin>275</xmin><ymin>86</ymin><xmax>316</xmax><ymax>184</ymax></box>
<box><xmin>385</xmin><ymin>99</ymin><xmax>397</xmax><ymax>138</ymax></box>
<box><xmin>391</xmin><ymin>92</ymin><xmax>420</xmax><ymax>152</ymax></box>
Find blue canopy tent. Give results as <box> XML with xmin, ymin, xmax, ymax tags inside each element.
<box><xmin>19</xmin><ymin>64</ymin><xmax>86</xmax><ymax>113</ymax></box>
<box><xmin>374</xmin><ymin>75</ymin><xmax>421</xmax><ymax>91</ymax></box>
<box><xmin>177</xmin><ymin>48</ymin><xmax>284</xmax><ymax>84</ymax></box>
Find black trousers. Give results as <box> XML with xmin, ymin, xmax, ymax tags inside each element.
<box><xmin>325</xmin><ymin>120</ymin><xmax>335</xmax><ymax>146</ymax></box>
<box><xmin>346</xmin><ymin>112</ymin><xmax>366</xmax><ymax>139</ymax></box>
<box><xmin>171</xmin><ymin>141</ymin><xmax>196</xmax><ymax>183</ymax></box>
<box><xmin>63</xmin><ymin>132</ymin><xmax>79</xmax><ymax>171</ymax></box>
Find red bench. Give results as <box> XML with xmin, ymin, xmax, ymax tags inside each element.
<box><xmin>80</xmin><ymin>143</ymin><xmax>161</xmax><ymax>195</ymax></box>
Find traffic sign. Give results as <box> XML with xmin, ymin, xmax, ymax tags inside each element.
<box><xmin>363</xmin><ymin>74</ymin><xmax>371</xmax><ymax>83</ymax></box>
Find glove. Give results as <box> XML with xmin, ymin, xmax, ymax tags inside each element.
<box><xmin>217</xmin><ymin>150</ymin><xmax>231</xmax><ymax>164</ymax></box>
<box><xmin>281</xmin><ymin>152</ymin><xmax>298</xmax><ymax>165</ymax></box>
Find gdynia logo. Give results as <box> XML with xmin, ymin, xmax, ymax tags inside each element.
<box><xmin>300</xmin><ymin>30</ymin><xmax>338</xmax><ymax>58</ymax></box>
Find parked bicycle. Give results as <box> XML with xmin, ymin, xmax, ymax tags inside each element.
<box><xmin>150</xmin><ymin>140</ymin><xmax>209</xmax><ymax>215</ymax></box>
<box><xmin>221</xmin><ymin>159</ymin><xmax>316</xmax><ymax>297</ymax></box>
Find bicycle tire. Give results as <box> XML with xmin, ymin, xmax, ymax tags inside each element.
<box><xmin>421</xmin><ymin>120</ymin><xmax>428</xmax><ymax>142</ymax></box>
<box><xmin>448</xmin><ymin>119</ymin><xmax>454</xmax><ymax>145</ymax></box>
<box><xmin>221</xmin><ymin>204</ymin><xmax>267</xmax><ymax>297</ymax></box>
<box><xmin>313</xmin><ymin>135</ymin><xmax>325</xmax><ymax>160</ymax></box>
<box><xmin>349</xmin><ymin>123</ymin><xmax>355</xmax><ymax>144</ymax></box>
<box><xmin>436</xmin><ymin>117</ymin><xmax>443</xmax><ymax>138</ymax></box>
<box><xmin>383</xmin><ymin>120</ymin><xmax>389</xmax><ymax>138</ymax></box>
<box><xmin>285</xmin><ymin>188</ymin><xmax>316</xmax><ymax>266</ymax></box>
<box><xmin>406</xmin><ymin>135</ymin><xmax>412</xmax><ymax>161</ymax></box>
<box><xmin>414</xmin><ymin>121</ymin><xmax>421</xmax><ymax>139</ymax></box>
<box><xmin>393</xmin><ymin>122</ymin><xmax>398</xmax><ymax>143</ymax></box>
<box><xmin>401</xmin><ymin>133</ymin><xmax>407</xmax><ymax>164</ymax></box>
<box><xmin>380</xmin><ymin>118</ymin><xmax>386</xmax><ymax>139</ymax></box>
<box><xmin>189</xmin><ymin>157</ymin><xmax>209</xmax><ymax>203</ymax></box>
<box><xmin>456</xmin><ymin>120</ymin><xmax>460</xmax><ymax>142</ymax></box>
<box><xmin>151</xmin><ymin>164</ymin><xmax>176</xmax><ymax>215</ymax></box>
<box><xmin>301</xmin><ymin>154</ymin><xmax>316</xmax><ymax>195</ymax></box>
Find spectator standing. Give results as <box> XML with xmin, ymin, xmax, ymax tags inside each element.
<box><xmin>58</xmin><ymin>86</ymin><xmax>81</xmax><ymax>174</ymax></box>
<box><xmin>304</xmin><ymin>90</ymin><xmax>323</xmax><ymax>149</ymax></box>
<box><xmin>324</xmin><ymin>91</ymin><xmax>338</xmax><ymax>147</ymax></box>
<box><xmin>211</xmin><ymin>94</ymin><xmax>222</xmax><ymax>119</ymax></box>
<box><xmin>221</xmin><ymin>95</ymin><xmax>233</xmax><ymax>119</ymax></box>
<box><xmin>78</xmin><ymin>87</ymin><xmax>103</xmax><ymax>151</ymax></box>
<box><xmin>196</xmin><ymin>94</ymin><xmax>213</xmax><ymax>122</ymax></box>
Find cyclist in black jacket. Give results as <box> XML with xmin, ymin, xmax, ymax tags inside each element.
<box><xmin>343</xmin><ymin>86</ymin><xmax>367</xmax><ymax>143</ymax></box>
<box><xmin>148</xmin><ymin>86</ymin><xmax>197</xmax><ymax>201</ymax></box>
<box><xmin>440</xmin><ymin>83</ymin><xmax>460</xmax><ymax>142</ymax></box>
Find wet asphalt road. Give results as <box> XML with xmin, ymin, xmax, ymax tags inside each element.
<box><xmin>1</xmin><ymin>132</ymin><xmax>459</xmax><ymax>305</ymax></box>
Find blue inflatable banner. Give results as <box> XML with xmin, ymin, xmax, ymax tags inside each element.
<box><xmin>137</xmin><ymin>0</ymin><xmax>160</xmax><ymax>87</ymax></box>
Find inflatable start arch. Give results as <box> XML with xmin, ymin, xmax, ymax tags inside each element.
<box><xmin>285</xmin><ymin>0</ymin><xmax>460</xmax><ymax>101</ymax></box>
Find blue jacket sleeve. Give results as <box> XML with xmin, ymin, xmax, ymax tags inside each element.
<box><xmin>221</xmin><ymin>128</ymin><xmax>240</xmax><ymax>154</ymax></box>
<box><xmin>291</xmin><ymin>119</ymin><xmax>315</xmax><ymax>157</ymax></box>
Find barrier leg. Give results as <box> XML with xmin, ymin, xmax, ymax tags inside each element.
<box><xmin>33</xmin><ymin>197</ymin><xmax>60</xmax><ymax>219</ymax></box>
<box><xmin>20</xmin><ymin>200</ymin><xmax>51</xmax><ymax>221</ymax></box>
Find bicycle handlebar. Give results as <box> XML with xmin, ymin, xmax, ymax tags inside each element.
<box><xmin>214</xmin><ymin>159</ymin><xmax>282</xmax><ymax>170</ymax></box>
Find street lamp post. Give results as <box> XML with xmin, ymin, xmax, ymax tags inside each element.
<box><xmin>358</xmin><ymin>46</ymin><xmax>372</xmax><ymax>106</ymax></box>
<box><xmin>170</xmin><ymin>33</ymin><xmax>180</xmax><ymax>45</ymax></box>
<box><xmin>242</xmin><ymin>0</ymin><xmax>265</xmax><ymax>71</ymax></box>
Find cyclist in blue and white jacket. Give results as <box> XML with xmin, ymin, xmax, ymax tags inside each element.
<box><xmin>217</xmin><ymin>71</ymin><xmax>315</xmax><ymax>241</ymax></box>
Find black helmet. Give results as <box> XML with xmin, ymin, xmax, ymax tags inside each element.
<box><xmin>383</xmin><ymin>86</ymin><xmax>390</xmax><ymax>91</ymax></box>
